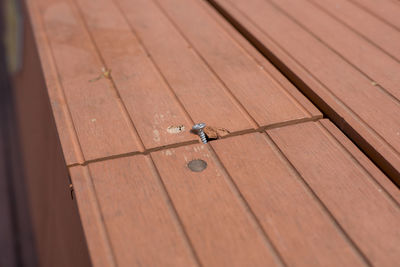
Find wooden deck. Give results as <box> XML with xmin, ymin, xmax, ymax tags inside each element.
<box><xmin>16</xmin><ymin>0</ymin><xmax>400</xmax><ymax>266</ymax></box>
<box><xmin>210</xmin><ymin>0</ymin><xmax>400</xmax><ymax>185</ymax></box>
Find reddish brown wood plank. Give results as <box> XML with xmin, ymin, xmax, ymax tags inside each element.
<box><xmin>155</xmin><ymin>0</ymin><xmax>318</xmax><ymax>127</ymax></box>
<box><xmin>211</xmin><ymin>133</ymin><xmax>366</xmax><ymax>267</ymax></box>
<box><xmin>309</xmin><ymin>0</ymin><xmax>400</xmax><ymax>61</ymax></box>
<box><xmin>25</xmin><ymin>0</ymin><xmax>84</xmax><ymax>165</ymax></box>
<box><xmin>268</xmin><ymin>0</ymin><xmax>400</xmax><ymax>100</ymax></box>
<box><xmin>210</xmin><ymin>0</ymin><xmax>400</xmax><ymax>184</ymax></box>
<box><xmin>320</xmin><ymin>120</ymin><xmax>400</xmax><ymax>205</ymax></box>
<box><xmin>196</xmin><ymin>0</ymin><xmax>321</xmax><ymax>120</ymax></box>
<box><xmin>70</xmin><ymin>156</ymin><xmax>198</xmax><ymax>267</ymax></box>
<box><xmin>114</xmin><ymin>0</ymin><xmax>319</xmax><ymax>131</ymax></box>
<box><xmin>69</xmin><ymin>166</ymin><xmax>117</xmax><ymax>267</ymax></box>
<box><xmin>26</xmin><ymin>0</ymin><xmax>400</xmax><ymax>266</ymax></box>
<box><xmin>268</xmin><ymin>121</ymin><xmax>400</xmax><ymax>267</ymax></box>
<box><xmin>114</xmin><ymin>0</ymin><xmax>255</xmax><ymax>133</ymax></box>
<box><xmin>151</xmin><ymin>144</ymin><xmax>282</xmax><ymax>267</ymax></box>
<box><xmin>31</xmin><ymin>0</ymin><xmax>144</xmax><ymax>162</ymax></box>
<box><xmin>71</xmin><ymin>0</ymin><xmax>197</xmax><ymax>149</ymax></box>
<box><xmin>27</xmin><ymin>0</ymin><xmax>323</xmax><ymax>166</ymax></box>
<box><xmin>349</xmin><ymin>0</ymin><xmax>400</xmax><ymax>31</ymax></box>
<box><xmin>70</xmin><ymin>121</ymin><xmax>400</xmax><ymax>267</ymax></box>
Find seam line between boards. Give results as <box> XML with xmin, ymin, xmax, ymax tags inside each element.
<box><xmin>207</xmin><ymin>144</ymin><xmax>287</xmax><ymax>267</ymax></box>
<box><xmin>205</xmin><ymin>0</ymin><xmax>400</xmax><ymax>185</ymax></box>
<box><xmin>66</xmin><ymin>116</ymin><xmax>321</xmax><ymax>167</ymax></box>
<box><xmin>261</xmin><ymin>131</ymin><xmax>372</xmax><ymax>267</ymax></box>
<box><xmin>206</xmin><ymin>0</ymin><xmax>400</xmax><ymax>158</ymax></box>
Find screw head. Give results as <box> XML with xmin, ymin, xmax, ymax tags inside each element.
<box><xmin>192</xmin><ymin>123</ymin><xmax>206</xmax><ymax>131</ymax></box>
<box><xmin>188</xmin><ymin>159</ymin><xmax>207</xmax><ymax>172</ymax></box>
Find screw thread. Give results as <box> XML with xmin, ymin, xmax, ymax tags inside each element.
<box><xmin>199</xmin><ymin>131</ymin><xmax>208</xmax><ymax>144</ymax></box>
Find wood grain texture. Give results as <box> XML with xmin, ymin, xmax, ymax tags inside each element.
<box><xmin>23</xmin><ymin>0</ymin><xmax>400</xmax><ymax>266</ymax></box>
<box><xmin>72</xmin><ymin>0</ymin><xmax>197</xmax><ymax>149</ymax></box>
<box><xmin>155</xmin><ymin>0</ymin><xmax>316</xmax><ymax>127</ymax></box>
<box><xmin>349</xmin><ymin>0</ymin><xmax>400</xmax><ymax>31</ymax></box>
<box><xmin>69</xmin><ymin>166</ymin><xmax>117</xmax><ymax>267</ymax></box>
<box><xmin>320</xmin><ymin>119</ymin><xmax>400</xmax><ymax>205</ymax></box>
<box><xmin>70</xmin><ymin>156</ymin><xmax>198</xmax><ymax>267</ymax></box>
<box><xmin>69</xmin><ymin>121</ymin><xmax>400</xmax><ymax>267</ymax></box>
<box><xmin>196</xmin><ymin>0</ymin><xmax>322</xmax><ymax>120</ymax></box>
<box><xmin>211</xmin><ymin>133</ymin><xmax>366</xmax><ymax>267</ymax></box>
<box><xmin>115</xmin><ymin>0</ymin><xmax>255</xmax><ymax>133</ymax></box>
<box><xmin>268</xmin><ymin>121</ymin><xmax>400</xmax><ymax>267</ymax></box>
<box><xmin>24</xmin><ymin>0</ymin><xmax>84</xmax><ymax>165</ymax></box>
<box><xmin>267</xmin><ymin>0</ymin><xmax>400</xmax><ymax>100</ymax></box>
<box><xmin>151</xmin><ymin>144</ymin><xmax>282</xmax><ymax>267</ymax></box>
<box><xmin>114</xmin><ymin>0</ymin><xmax>318</xmax><ymax>131</ymax></box>
<box><xmin>29</xmin><ymin>0</ymin><xmax>143</xmax><ymax>162</ymax></box>
<box><xmin>308</xmin><ymin>0</ymin><xmax>400</xmax><ymax>61</ymax></box>
<box><xmin>210</xmin><ymin>0</ymin><xmax>400</xmax><ymax>184</ymax></box>
<box><xmin>26</xmin><ymin>0</ymin><xmax>323</xmax><ymax>167</ymax></box>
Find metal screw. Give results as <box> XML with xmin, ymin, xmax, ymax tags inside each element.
<box><xmin>188</xmin><ymin>159</ymin><xmax>207</xmax><ymax>172</ymax></box>
<box><xmin>192</xmin><ymin>123</ymin><xmax>207</xmax><ymax>144</ymax></box>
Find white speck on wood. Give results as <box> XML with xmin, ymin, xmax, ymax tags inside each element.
<box><xmin>153</xmin><ymin>129</ymin><xmax>160</xmax><ymax>142</ymax></box>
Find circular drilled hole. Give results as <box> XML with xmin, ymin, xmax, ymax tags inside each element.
<box><xmin>187</xmin><ymin>159</ymin><xmax>207</xmax><ymax>172</ymax></box>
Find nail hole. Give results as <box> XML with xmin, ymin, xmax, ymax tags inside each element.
<box><xmin>188</xmin><ymin>159</ymin><xmax>207</xmax><ymax>172</ymax></box>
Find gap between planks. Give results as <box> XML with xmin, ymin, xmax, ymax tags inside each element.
<box><xmin>33</xmin><ymin>0</ymin><xmax>320</xmax><ymax>167</ymax></box>
<box><xmin>72</xmin><ymin>121</ymin><xmax>395</xmax><ymax>266</ymax></box>
<box><xmin>260</xmin><ymin>0</ymin><xmax>400</xmax><ymax>104</ymax></box>
<box><xmin>205</xmin><ymin>142</ymin><xmax>287</xmax><ymax>267</ymax></box>
<box><xmin>151</xmin><ymin>0</ymin><xmax>312</xmax><ymax>126</ymax></box>
<box><xmin>259</xmin><ymin>131</ymin><xmax>373</xmax><ymax>266</ymax></box>
<box><xmin>206</xmin><ymin>0</ymin><xmax>400</xmax><ymax>187</ymax></box>
<box><xmin>66</xmin><ymin>116</ymin><xmax>321</xmax><ymax>167</ymax></box>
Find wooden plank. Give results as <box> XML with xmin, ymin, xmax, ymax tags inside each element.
<box><xmin>267</xmin><ymin>0</ymin><xmax>400</xmax><ymax>100</ymax></box>
<box><xmin>114</xmin><ymin>0</ymin><xmax>318</xmax><ymax>131</ymax></box>
<box><xmin>211</xmin><ymin>133</ymin><xmax>366</xmax><ymax>266</ymax></box>
<box><xmin>151</xmin><ymin>144</ymin><xmax>282</xmax><ymax>267</ymax></box>
<box><xmin>113</xmin><ymin>0</ymin><xmax>255</xmax><ymax>133</ymax></box>
<box><xmin>70</xmin><ymin>0</ymin><xmax>197</xmax><ymax>150</ymax></box>
<box><xmin>210</xmin><ymin>0</ymin><xmax>400</xmax><ymax>184</ymax></box>
<box><xmin>268</xmin><ymin>121</ymin><xmax>400</xmax><ymax>267</ymax></box>
<box><xmin>27</xmin><ymin>0</ymin><xmax>322</xmax><ymax>165</ymax></box>
<box><xmin>69</xmin><ymin>166</ymin><xmax>117</xmax><ymax>267</ymax></box>
<box><xmin>349</xmin><ymin>0</ymin><xmax>400</xmax><ymax>31</ymax></box>
<box><xmin>309</xmin><ymin>0</ymin><xmax>400</xmax><ymax>61</ymax></box>
<box><xmin>31</xmin><ymin>0</ymin><xmax>143</xmax><ymax>162</ymax></box>
<box><xmin>196</xmin><ymin>0</ymin><xmax>321</xmax><ymax>120</ymax></box>
<box><xmin>320</xmin><ymin>120</ymin><xmax>400</xmax><ymax>205</ymax></box>
<box><xmin>70</xmin><ymin>121</ymin><xmax>400</xmax><ymax>267</ymax></box>
<box><xmin>155</xmin><ymin>0</ymin><xmax>319</xmax><ymax>127</ymax></box>
<box><xmin>24</xmin><ymin>0</ymin><xmax>84</xmax><ymax>165</ymax></box>
<box><xmin>25</xmin><ymin>0</ymin><xmax>400</xmax><ymax>266</ymax></box>
<box><xmin>70</xmin><ymin>156</ymin><xmax>198</xmax><ymax>267</ymax></box>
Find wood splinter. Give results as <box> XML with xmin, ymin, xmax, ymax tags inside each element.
<box><xmin>203</xmin><ymin>126</ymin><xmax>230</xmax><ymax>140</ymax></box>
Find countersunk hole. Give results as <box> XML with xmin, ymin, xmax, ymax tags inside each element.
<box><xmin>188</xmin><ymin>159</ymin><xmax>207</xmax><ymax>172</ymax></box>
